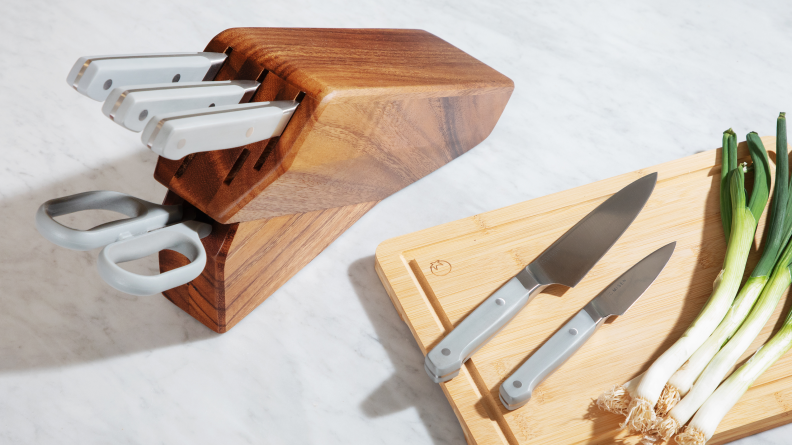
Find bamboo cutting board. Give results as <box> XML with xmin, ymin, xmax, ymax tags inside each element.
<box><xmin>374</xmin><ymin>136</ymin><xmax>792</xmax><ymax>445</ymax></box>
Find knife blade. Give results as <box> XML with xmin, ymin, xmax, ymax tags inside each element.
<box><xmin>499</xmin><ymin>241</ymin><xmax>675</xmax><ymax>410</ymax></box>
<box><xmin>102</xmin><ymin>80</ymin><xmax>260</xmax><ymax>132</ymax></box>
<box><xmin>424</xmin><ymin>173</ymin><xmax>657</xmax><ymax>383</ymax></box>
<box><xmin>141</xmin><ymin>101</ymin><xmax>299</xmax><ymax>160</ymax></box>
<box><xmin>67</xmin><ymin>52</ymin><xmax>227</xmax><ymax>101</ymax></box>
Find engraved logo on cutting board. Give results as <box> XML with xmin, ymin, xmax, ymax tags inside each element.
<box><xmin>429</xmin><ymin>260</ymin><xmax>452</xmax><ymax>276</ymax></box>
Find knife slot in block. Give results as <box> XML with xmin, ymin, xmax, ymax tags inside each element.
<box><xmin>224</xmin><ymin>149</ymin><xmax>251</xmax><ymax>185</ymax></box>
<box><xmin>250</xmin><ymin>71</ymin><xmax>303</xmax><ymax>103</ymax></box>
<box><xmin>253</xmin><ymin>138</ymin><xmax>279</xmax><ymax>171</ymax></box>
<box><xmin>174</xmin><ymin>154</ymin><xmax>196</xmax><ymax>179</ymax></box>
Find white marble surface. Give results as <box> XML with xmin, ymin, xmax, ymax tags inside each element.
<box><xmin>1</xmin><ymin>0</ymin><xmax>790</xmax><ymax>443</ymax></box>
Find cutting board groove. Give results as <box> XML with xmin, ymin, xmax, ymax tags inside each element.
<box><xmin>375</xmin><ymin>137</ymin><xmax>792</xmax><ymax>444</ymax></box>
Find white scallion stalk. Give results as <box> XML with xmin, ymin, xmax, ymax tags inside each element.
<box><xmin>665</xmin><ymin>276</ymin><xmax>767</xmax><ymax>397</ymax></box>
<box><xmin>659</xmin><ymin>266</ymin><xmax>791</xmax><ymax>439</ymax></box>
<box><xmin>623</xmin><ymin>172</ymin><xmax>756</xmax><ymax>433</ymax></box>
<box><xmin>675</xmin><ymin>309</ymin><xmax>792</xmax><ymax>444</ymax></box>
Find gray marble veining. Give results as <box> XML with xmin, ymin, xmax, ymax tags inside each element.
<box><xmin>1</xmin><ymin>0</ymin><xmax>790</xmax><ymax>443</ymax></box>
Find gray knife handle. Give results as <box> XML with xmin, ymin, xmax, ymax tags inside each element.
<box><xmin>499</xmin><ymin>309</ymin><xmax>602</xmax><ymax>410</ymax></box>
<box><xmin>424</xmin><ymin>270</ymin><xmax>547</xmax><ymax>383</ymax></box>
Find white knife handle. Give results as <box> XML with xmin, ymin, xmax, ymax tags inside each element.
<box><xmin>424</xmin><ymin>269</ymin><xmax>548</xmax><ymax>383</ymax></box>
<box><xmin>97</xmin><ymin>220</ymin><xmax>211</xmax><ymax>296</ymax></box>
<box><xmin>102</xmin><ymin>80</ymin><xmax>260</xmax><ymax>132</ymax></box>
<box><xmin>142</xmin><ymin>101</ymin><xmax>299</xmax><ymax>160</ymax></box>
<box><xmin>499</xmin><ymin>308</ymin><xmax>603</xmax><ymax>410</ymax></box>
<box><xmin>67</xmin><ymin>52</ymin><xmax>227</xmax><ymax>101</ymax></box>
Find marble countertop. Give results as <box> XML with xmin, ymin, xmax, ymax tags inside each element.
<box><xmin>2</xmin><ymin>0</ymin><xmax>790</xmax><ymax>443</ymax></box>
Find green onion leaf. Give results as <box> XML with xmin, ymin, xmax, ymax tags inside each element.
<box><xmin>751</xmin><ymin>121</ymin><xmax>789</xmax><ymax>277</ymax></box>
<box><xmin>720</xmin><ymin>129</ymin><xmax>737</xmax><ymax>239</ymax></box>
<box><xmin>745</xmin><ymin>132</ymin><xmax>771</xmax><ymax>224</ymax></box>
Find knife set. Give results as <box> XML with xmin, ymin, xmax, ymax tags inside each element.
<box><xmin>422</xmin><ymin>173</ymin><xmax>676</xmax><ymax>410</ymax></box>
<box><xmin>35</xmin><ymin>28</ymin><xmax>514</xmax><ymax>332</ymax></box>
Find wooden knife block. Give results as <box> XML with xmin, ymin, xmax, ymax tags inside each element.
<box><xmin>158</xmin><ymin>28</ymin><xmax>514</xmax><ymax>332</ymax></box>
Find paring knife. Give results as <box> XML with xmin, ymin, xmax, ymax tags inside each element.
<box><xmin>424</xmin><ymin>173</ymin><xmax>657</xmax><ymax>384</ymax></box>
<box><xmin>67</xmin><ymin>52</ymin><xmax>227</xmax><ymax>101</ymax></box>
<box><xmin>499</xmin><ymin>242</ymin><xmax>675</xmax><ymax>410</ymax></box>
<box><xmin>141</xmin><ymin>101</ymin><xmax>299</xmax><ymax>160</ymax></box>
<box><xmin>102</xmin><ymin>80</ymin><xmax>260</xmax><ymax>132</ymax></box>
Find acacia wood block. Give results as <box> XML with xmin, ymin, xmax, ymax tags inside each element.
<box><xmin>375</xmin><ymin>137</ymin><xmax>792</xmax><ymax>444</ymax></box>
<box><xmin>160</xmin><ymin>191</ymin><xmax>378</xmax><ymax>333</ymax></box>
<box><xmin>154</xmin><ymin>27</ymin><xmax>514</xmax><ymax>223</ymax></box>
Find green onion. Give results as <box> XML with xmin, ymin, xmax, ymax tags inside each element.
<box><xmin>659</xmin><ymin>239</ymin><xmax>792</xmax><ymax>441</ymax></box>
<box><xmin>659</xmin><ymin>116</ymin><xmax>790</xmax><ymax>443</ymax></box>
<box><xmin>675</xmin><ymin>277</ymin><xmax>792</xmax><ymax>444</ymax></box>
<box><xmin>657</xmin><ymin>276</ymin><xmax>766</xmax><ymax>415</ymax></box>
<box><xmin>608</xmin><ymin>133</ymin><xmax>772</xmax><ymax>433</ymax></box>
<box><xmin>658</xmin><ymin>119</ymin><xmax>789</xmax><ymax>417</ymax></box>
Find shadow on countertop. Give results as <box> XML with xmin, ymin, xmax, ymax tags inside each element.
<box><xmin>348</xmin><ymin>256</ymin><xmax>465</xmax><ymax>445</ymax></box>
<box><xmin>0</xmin><ymin>152</ymin><xmax>216</xmax><ymax>373</ymax></box>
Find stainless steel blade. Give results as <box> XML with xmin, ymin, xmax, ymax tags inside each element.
<box><xmin>527</xmin><ymin>173</ymin><xmax>657</xmax><ymax>287</ymax></box>
<box><xmin>585</xmin><ymin>241</ymin><xmax>675</xmax><ymax>319</ymax></box>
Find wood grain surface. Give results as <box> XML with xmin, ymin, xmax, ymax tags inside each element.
<box><xmin>159</xmin><ymin>191</ymin><xmax>378</xmax><ymax>333</ymax></box>
<box><xmin>154</xmin><ymin>28</ymin><xmax>514</xmax><ymax>223</ymax></box>
<box><xmin>375</xmin><ymin>137</ymin><xmax>792</xmax><ymax>444</ymax></box>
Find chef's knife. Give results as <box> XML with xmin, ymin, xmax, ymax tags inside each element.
<box><xmin>67</xmin><ymin>52</ymin><xmax>227</xmax><ymax>101</ymax></box>
<box><xmin>141</xmin><ymin>101</ymin><xmax>299</xmax><ymax>160</ymax></box>
<box><xmin>102</xmin><ymin>80</ymin><xmax>260</xmax><ymax>132</ymax></box>
<box><xmin>424</xmin><ymin>173</ymin><xmax>657</xmax><ymax>383</ymax></box>
<box><xmin>499</xmin><ymin>242</ymin><xmax>675</xmax><ymax>410</ymax></box>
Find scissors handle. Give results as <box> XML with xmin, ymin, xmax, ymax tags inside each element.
<box><xmin>97</xmin><ymin>220</ymin><xmax>212</xmax><ymax>296</ymax></box>
<box><xmin>35</xmin><ymin>191</ymin><xmax>183</xmax><ymax>251</ymax></box>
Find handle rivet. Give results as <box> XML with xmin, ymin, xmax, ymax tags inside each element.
<box><xmin>172</xmin><ymin>74</ymin><xmax>181</xmax><ymax>82</ymax></box>
<box><xmin>138</xmin><ymin>110</ymin><xmax>148</xmax><ymax>121</ymax></box>
<box><xmin>513</xmin><ymin>381</ymin><xmax>522</xmax><ymax>388</ymax></box>
<box><xmin>209</xmin><ymin>103</ymin><xmax>216</xmax><ymax>107</ymax></box>
<box><xmin>569</xmin><ymin>328</ymin><xmax>578</xmax><ymax>335</ymax></box>
<box><xmin>103</xmin><ymin>79</ymin><xmax>112</xmax><ymax>90</ymax></box>
<box><xmin>495</xmin><ymin>298</ymin><xmax>505</xmax><ymax>306</ymax></box>
<box><xmin>177</xmin><ymin>139</ymin><xmax>186</xmax><ymax>149</ymax></box>
<box><xmin>441</xmin><ymin>348</ymin><xmax>451</xmax><ymax>356</ymax></box>
<box><xmin>246</xmin><ymin>127</ymin><xmax>254</xmax><ymax>138</ymax></box>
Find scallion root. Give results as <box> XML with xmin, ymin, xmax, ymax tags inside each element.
<box><xmin>656</xmin><ymin>416</ymin><xmax>680</xmax><ymax>441</ymax></box>
<box><xmin>675</xmin><ymin>426</ymin><xmax>706</xmax><ymax>445</ymax></box>
<box><xmin>655</xmin><ymin>383</ymin><xmax>681</xmax><ymax>417</ymax></box>
<box><xmin>639</xmin><ymin>433</ymin><xmax>661</xmax><ymax>444</ymax></box>
<box><xmin>597</xmin><ymin>384</ymin><xmax>632</xmax><ymax>415</ymax></box>
<box><xmin>623</xmin><ymin>397</ymin><xmax>657</xmax><ymax>433</ymax></box>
